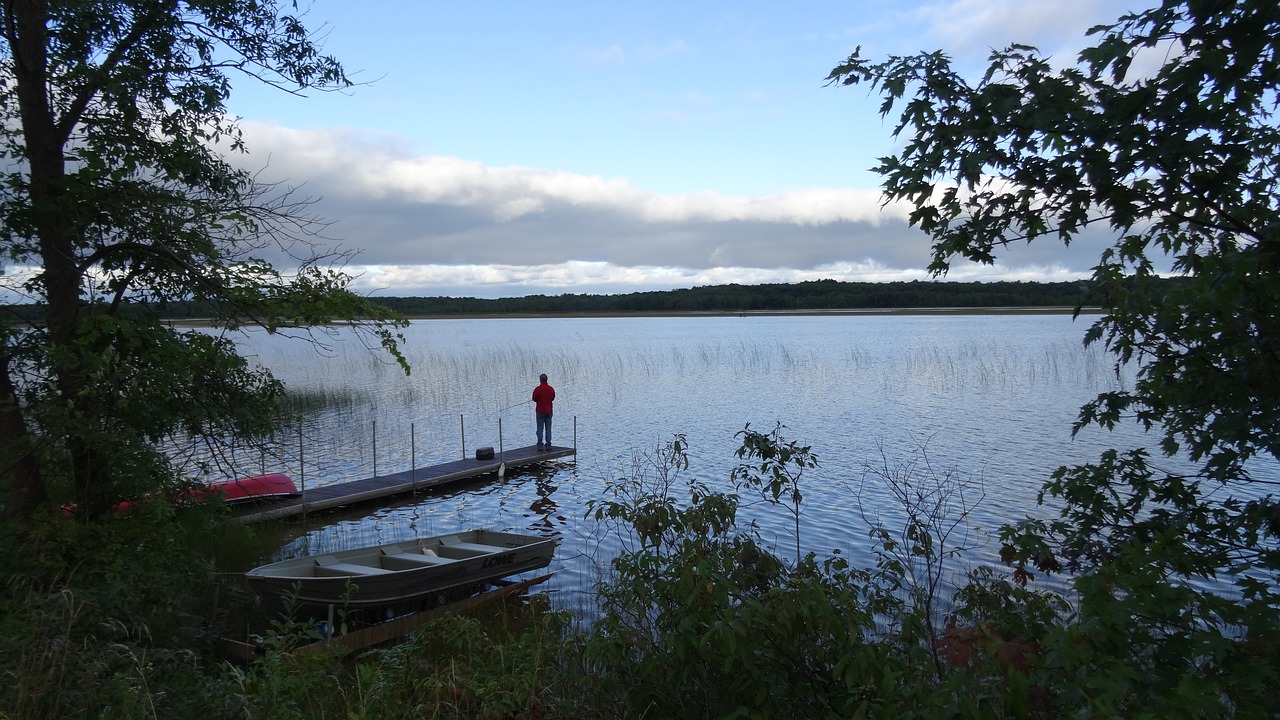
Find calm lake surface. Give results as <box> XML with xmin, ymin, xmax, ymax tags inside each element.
<box><xmin>189</xmin><ymin>313</ymin><xmax>1275</xmax><ymax>613</ymax></box>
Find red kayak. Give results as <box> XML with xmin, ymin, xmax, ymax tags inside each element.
<box><xmin>202</xmin><ymin>473</ymin><xmax>300</xmax><ymax>504</ymax></box>
<box><xmin>62</xmin><ymin>473</ymin><xmax>300</xmax><ymax>515</ymax></box>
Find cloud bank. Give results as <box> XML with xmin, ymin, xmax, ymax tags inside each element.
<box><xmin>234</xmin><ymin>123</ymin><xmax>1106</xmax><ymax>298</ymax></box>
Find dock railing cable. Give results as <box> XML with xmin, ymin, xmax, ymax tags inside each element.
<box><xmin>224</xmin><ymin>411</ymin><xmax>580</xmax><ymax>524</ymax></box>
<box><xmin>264</xmin><ymin>408</ymin><xmax>576</xmax><ymax>502</ymax></box>
<box><xmin>299</xmin><ymin>421</ymin><xmax>305</xmax><ymax>508</ymax></box>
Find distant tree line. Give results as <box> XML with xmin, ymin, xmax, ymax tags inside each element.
<box><xmin>6</xmin><ymin>277</ymin><xmax>1195</xmax><ymax>322</ymax></box>
<box><xmin>360</xmin><ymin>278</ymin><xmax>1123</xmax><ymax>316</ymax></box>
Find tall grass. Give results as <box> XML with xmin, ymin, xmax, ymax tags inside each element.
<box><xmin>203</xmin><ymin>334</ymin><xmax>1116</xmax><ymax>475</ymax></box>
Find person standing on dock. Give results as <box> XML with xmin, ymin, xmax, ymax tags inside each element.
<box><xmin>532</xmin><ymin>373</ymin><xmax>556</xmax><ymax>451</ymax></box>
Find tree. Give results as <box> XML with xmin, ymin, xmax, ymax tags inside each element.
<box><xmin>0</xmin><ymin>1</ymin><xmax>406</xmax><ymax>523</ymax></box>
<box><xmin>829</xmin><ymin>0</ymin><xmax>1279</xmax><ymax>713</ymax></box>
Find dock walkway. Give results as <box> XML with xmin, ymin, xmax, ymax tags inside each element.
<box><xmin>232</xmin><ymin>445</ymin><xmax>575</xmax><ymax>524</ymax></box>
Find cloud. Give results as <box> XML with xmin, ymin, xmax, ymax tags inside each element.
<box><xmin>637</xmin><ymin>39</ymin><xmax>694</xmax><ymax>62</ymax></box>
<box><xmin>348</xmin><ymin>260</ymin><xmax>931</xmax><ymax>298</ymax></box>
<box><xmin>345</xmin><ymin>258</ymin><xmax>1096</xmax><ymax>300</ymax></box>
<box><xmin>918</xmin><ymin>0</ymin><xmax>1107</xmax><ymax>48</ymax></box>
<box><xmin>581</xmin><ymin>44</ymin><xmax>625</xmax><ymax>66</ymax></box>
<box><xmin>245</xmin><ymin>124</ymin><xmax>896</xmax><ymax>222</ymax></box>
<box><xmin>912</xmin><ymin>0</ymin><xmax>1118</xmax><ymax>64</ymax></box>
<box><xmin>218</xmin><ymin>122</ymin><xmax>1102</xmax><ymax>297</ymax></box>
<box><xmin>581</xmin><ymin>38</ymin><xmax>693</xmax><ymax>67</ymax></box>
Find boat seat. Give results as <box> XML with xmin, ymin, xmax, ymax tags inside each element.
<box><xmin>313</xmin><ymin>560</ymin><xmax>394</xmax><ymax>577</ymax></box>
<box><xmin>380</xmin><ymin>552</ymin><xmax>455</xmax><ymax>570</ymax></box>
<box><xmin>440</xmin><ymin>541</ymin><xmax>503</xmax><ymax>556</ymax></box>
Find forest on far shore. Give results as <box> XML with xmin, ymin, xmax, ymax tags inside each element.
<box><xmin>6</xmin><ymin>277</ymin><xmax>1188</xmax><ymax>321</ymax></box>
<box><xmin>365</xmin><ymin>278</ymin><xmax>1108</xmax><ymax>316</ymax></box>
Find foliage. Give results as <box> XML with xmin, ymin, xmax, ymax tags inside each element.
<box><xmin>580</xmin><ymin>432</ymin><xmax>1061</xmax><ymax>719</ymax></box>
<box><xmin>0</xmin><ymin>431</ymin><xmax>1105</xmax><ymax>719</ymax></box>
<box><xmin>9</xmin><ymin>0</ymin><xmax>1280</xmax><ymax>714</ymax></box>
<box><xmin>0</xmin><ymin>501</ymin><xmax>258</xmax><ymax>719</ymax></box>
<box><xmin>0</xmin><ymin>0</ymin><xmax>407</xmax><ymax>525</ymax></box>
<box><xmin>0</xmin><ymin>3</ymin><xmax>409</xmax><ymax>714</ymax></box>
<box><xmin>829</xmin><ymin>0</ymin><xmax>1280</xmax><ymax>714</ymax></box>
<box><xmin>3</xmin><ymin>276</ymin><xmax>1114</xmax><ymax>317</ymax></box>
<box><xmin>340</xmin><ymin>277</ymin><xmax>1107</xmax><ymax>316</ymax></box>
<box><xmin>855</xmin><ymin>438</ymin><xmax>987</xmax><ymax>679</ymax></box>
<box><xmin>221</xmin><ymin>598</ymin><xmax>578</xmax><ymax>720</ymax></box>
<box><xmin>732</xmin><ymin>421</ymin><xmax>818</xmax><ymax>561</ymax></box>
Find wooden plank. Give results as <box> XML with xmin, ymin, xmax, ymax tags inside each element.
<box><xmin>232</xmin><ymin>445</ymin><xmax>574</xmax><ymax>524</ymax></box>
<box><xmin>216</xmin><ymin>637</ymin><xmax>264</xmax><ymax>665</ymax></box>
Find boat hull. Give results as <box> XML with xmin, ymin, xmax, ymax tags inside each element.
<box><xmin>208</xmin><ymin>473</ymin><xmax>300</xmax><ymax>503</ymax></box>
<box><xmin>245</xmin><ymin>529</ymin><xmax>557</xmax><ymax>614</ymax></box>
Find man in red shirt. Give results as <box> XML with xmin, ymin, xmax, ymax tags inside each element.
<box><xmin>532</xmin><ymin>373</ymin><xmax>556</xmax><ymax>451</ymax></box>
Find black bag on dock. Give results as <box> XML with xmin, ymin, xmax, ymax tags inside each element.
<box><xmin>475</xmin><ymin>446</ymin><xmax>495</xmax><ymax>460</ymax></box>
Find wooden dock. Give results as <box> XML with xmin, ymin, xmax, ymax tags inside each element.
<box><xmin>232</xmin><ymin>445</ymin><xmax>575</xmax><ymax>524</ymax></box>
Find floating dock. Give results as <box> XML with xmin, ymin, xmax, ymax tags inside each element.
<box><xmin>232</xmin><ymin>444</ymin><xmax>574</xmax><ymax>524</ymax></box>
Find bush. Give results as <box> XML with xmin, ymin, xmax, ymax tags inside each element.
<box><xmin>581</xmin><ymin>430</ymin><xmax>1069</xmax><ymax>718</ymax></box>
<box><xmin>0</xmin><ymin>501</ymin><xmax>253</xmax><ymax>719</ymax></box>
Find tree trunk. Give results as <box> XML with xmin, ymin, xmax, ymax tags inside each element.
<box><xmin>0</xmin><ymin>351</ymin><xmax>45</xmax><ymax>519</ymax></box>
<box><xmin>7</xmin><ymin>0</ymin><xmax>106</xmax><ymax>516</ymax></box>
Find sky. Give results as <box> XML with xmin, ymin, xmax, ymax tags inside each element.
<box><xmin>220</xmin><ymin>0</ymin><xmax>1128</xmax><ymax>298</ymax></box>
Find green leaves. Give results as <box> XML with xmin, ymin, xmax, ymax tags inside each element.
<box><xmin>732</xmin><ymin>422</ymin><xmax>818</xmax><ymax>561</ymax></box>
<box><xmin>834</xmin><ymin>0</ymin><xmax>1280</xmax><ymax>563</ymax></box>
<box><xmin>0</xmin><ymin>1</ymin><xmax>410</xmax><ymax>523</ymax></box>
<box><xmin>834</xmin><ymin>1</ymin><xmax>1280</xmax><ymax>714</ymax></box>
<box><xmin>587</xmin><ymin>431</ymin><xmax>916</xmax><ymax>718</ymax></box>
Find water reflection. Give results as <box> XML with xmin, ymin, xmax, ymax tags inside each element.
<box><xmin>198</xmin><ymin>315</ymin><xmax>1277</xmax><ymax>613</ymax></box>
<box><xmin>528</xmin><ymin>475</ymin><xmax>565</xmax><ymax>534</ymax></box>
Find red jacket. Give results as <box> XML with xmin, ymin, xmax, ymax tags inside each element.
<box><xmin>532</xmin><ymin>382</ymin><xmax>555</xmax><ymax>414</ymax></box>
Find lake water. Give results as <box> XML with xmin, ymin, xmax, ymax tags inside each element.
<box><xmin>187</xmin><ymin>313</ymin><xmax>1272</xmax><ymax>613</ymax></box>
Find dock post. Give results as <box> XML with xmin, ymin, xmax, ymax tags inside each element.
<box><xmin>460</xmin><ymin>414</ymin><xmax>466</xmax><ymax>459</ymax></box>
<box><xmin>498</xmin><ymin>417</ymin><xmax>504</xmax><ymax>459</ymax></box>
<box><xmin>372</xmin><ymin>419</ymin><xmax>378</xmax><ymax>478</ymax></box>
<box><xmin>299</xmin><ymin>421</ymin><xmax>306</xmax><ymax>516</ymax></box>
<box><xmin>573</xmin><ymin>415</ymin><xmax>577</xmax><ymax>456</ymax></box>
<box><xmin>411</xmin><ymin>423</ymin><xmax>416</xmax><ymax>490</ymax></box>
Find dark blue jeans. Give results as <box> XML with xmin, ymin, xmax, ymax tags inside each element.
<box><xmin>536</xmin><ymin>413</ymin><xmax>552</xmax><ymax>447</ymax></box>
